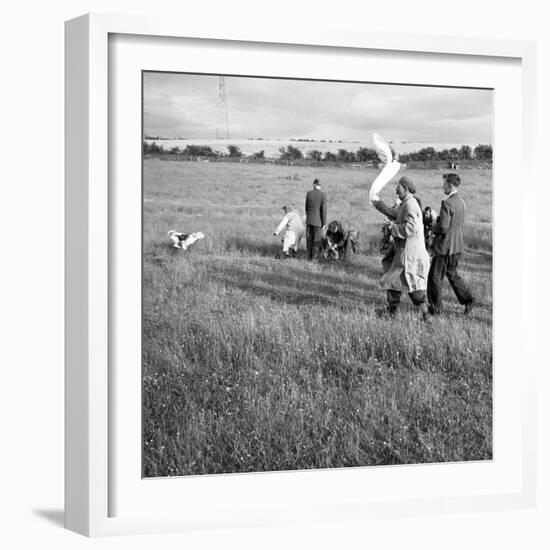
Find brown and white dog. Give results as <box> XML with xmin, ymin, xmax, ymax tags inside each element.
<box><xmin>168</xmin><ymin>230</ymin><xmax>205</xmax><ymax>250</ymax></box>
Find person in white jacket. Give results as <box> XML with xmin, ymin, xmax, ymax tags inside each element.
<box><xmin>273</xmin><ymin>205</ymin><xmax>306</xmax><ymax>258</ymax></box>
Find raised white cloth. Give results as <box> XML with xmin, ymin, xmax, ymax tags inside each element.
<box><xmin>369</xmin><ymin>134</ymin><xmax>401</xmax><ymax>204</ymax></box>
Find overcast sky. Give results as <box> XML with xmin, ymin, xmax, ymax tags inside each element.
<box><xmin>143</xmin><ymin>72</ymin><xmax>492</xmax><ymax>144</ymax></box>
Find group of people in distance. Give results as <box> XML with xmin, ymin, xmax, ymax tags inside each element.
<box><xmin>273</xmin><ymin>173</ymin><xmax>474</xmax><ymax>319</ymax></box>
<box><xmin>373</xmin><ymin>172</ymin><xmax>474</xmax><ymax>319</ymax></box>
<box><xmin>273</xmin><ymin>178</ymin><xmax>358</xmax><ymax>262</ymax></box>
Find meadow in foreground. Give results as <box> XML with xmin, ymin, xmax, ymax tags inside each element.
<box><xmin>142</xmin><ymin>159</ymin><xmax>492</xmax><ymax>477</ymax></box>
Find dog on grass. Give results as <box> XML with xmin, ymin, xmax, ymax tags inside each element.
<box><xmin>168</xmin><ymin>230</ymin><xmax>205</xmax><ymax>250</ymax></box>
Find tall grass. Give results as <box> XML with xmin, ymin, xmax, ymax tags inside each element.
<box><xmin>143</xmin><ymin>160</ymin><xmax>492</xmax><ymax>477</ymax></box>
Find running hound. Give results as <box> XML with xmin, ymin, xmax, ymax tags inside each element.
<box><xmin>168</xmin><ymin>230</ymin><xmax>205</xmax><ymax>250</ymax></box>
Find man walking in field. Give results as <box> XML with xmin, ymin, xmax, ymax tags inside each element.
<box><xmin>305</xmin><ymin>178</ymin><xmax>327</xmax><ymax>260</ymax></box>
<box><xmin>427</xmin><ymin>173</ymin><xmax>474</xmax><ymax>315</ymax></box>
<box><xmin>376</xmin><ymin>176</ymin><xmax>430</xmax><ymax>319</ymax></box>
<box><xmin>273</xmin><ymin>205</ymin><xmax>306</xmax><ymax>258</ymax></box>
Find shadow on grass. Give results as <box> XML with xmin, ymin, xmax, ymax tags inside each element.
<box><xmin>206</xmin><ymin>254</ymin><xmax>383</xmax><ymax>310</ymax></box>
<box><xmin>203</xmin><ymin>253</ymin><xmax>492</xmax><ymax>326</ymax></box>
<box><xmin>224</xmin><ymin>236</ymin><xmax>281</xmax><ymax>258</ymax></box>
<box><xmin>143</xmin><ymin>232</ymin><xmax>492</xmax><ymax>322</ymax></box>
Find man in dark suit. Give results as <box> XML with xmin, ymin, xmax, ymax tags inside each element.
<box><xmin>305</xmin><ymin>178</ymin><xmax>327</xmax><ymax>260</ymax></box>
<box><xmin>428</xmin><ymin>173</ymin><xmax>474</xmax><ymax>315</ymax></box>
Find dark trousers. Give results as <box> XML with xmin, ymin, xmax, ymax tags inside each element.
<box><xmin>427</xmin><ymin>253</ymin><xmax>473</xmax><ymax>313</ymax></box>
<box><xmin>306</xmin><ymin>225</ymin><xmax>323</xmax><ymax>260</ymax></box>
<box><xmin>387</xmin><ymin>289</ymin><xmax>426</xmax><ymax>312</ymax></box>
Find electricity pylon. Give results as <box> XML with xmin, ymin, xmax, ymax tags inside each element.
<box><xmin>216</xmin><ymin>76</ymin><xmax>229</xmax><ymax>139</ymax></box>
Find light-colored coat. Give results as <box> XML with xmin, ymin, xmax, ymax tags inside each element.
<box><xmin>379</xmin><ymin>194</ymin><xmax>430</xmax><ymax>292</ymax></box>
<box><xmin>274</xmin><ymin>210</ymin><xmax>305</xmax><ymax>239</ymax></box>
<box><xmin>274</xmin><ymin>210</ymin><xmax>306</xmax><ymax>252</ymax></box>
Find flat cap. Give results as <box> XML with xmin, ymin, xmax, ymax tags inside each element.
<box><xmin>398</xmin><ymin>175</ymin><xmax>416</xmax><ymax>194</ymax></box>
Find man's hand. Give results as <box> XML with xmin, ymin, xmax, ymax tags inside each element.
<box><xmin>321</xmin><ymin>225</ymin><xmax>326</xmax><ymax>231</ymax></box>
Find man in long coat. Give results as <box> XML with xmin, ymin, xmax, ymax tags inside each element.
<box><xmin>373</xmin><ymin>177</ymin><xmax>422</xmax><ymax>273</ymax></box>
<box><xmin>305</xmin><ymin>178</ymin><xmax>327</xmax><ymax>260</ymax></box>
<box><xmin>376</xmin><ymin>177</ymin><xmax>430</xmax><ymax>318</ymax></box>
<box><xmin>427</xmin><ymin>173</ymin><xmax>474</xmax><ymax>314</ymax></box>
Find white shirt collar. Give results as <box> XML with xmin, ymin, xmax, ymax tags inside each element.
<box><xmin>446</xmin><ymin>189</ymin><xmax>458</xmax><ymax>198</ymax></box>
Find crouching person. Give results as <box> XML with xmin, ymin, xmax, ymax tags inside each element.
<box><xmin>273</xmin><ymin>205</ymin><xmax>305</xmax><ymax>258</ymax></box>
<box><xmin>376</xmin><ymin>177</ymin><xmax>430</xmax><ymax>319</ymax></box>
<box><xmin>323</xmin><ymin>220</ymin><xmax>359</xmax><ymax>261</ymax></box>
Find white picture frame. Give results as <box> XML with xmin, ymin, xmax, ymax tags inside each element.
<box><xmin>65</xmin><ymin>13</ymin><xmax>537</xmax><ymax>537</ymax></box>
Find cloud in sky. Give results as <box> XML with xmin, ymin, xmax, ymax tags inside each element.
<box><xmin>143</xmin><ymin>72</ymin><xmax>492</xmax><ymax>144</ymax></box>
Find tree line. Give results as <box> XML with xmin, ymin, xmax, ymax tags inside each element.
<box><xmin>397</xmin><ymin>144</ymin><xmax>492</xmax><ymax>163</ymax></box>
<box><xmin>143</xmin><ymin>142</ymin><xmax>493</xmax><ymax>163</ymax></box>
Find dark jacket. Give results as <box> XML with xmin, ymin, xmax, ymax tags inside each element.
<box><xmin>325</xmin><ymin>220</ymin><xmax>359</xmax><ymax>249</ymax></box>
<box><xmin>432</xmin><ymin>192</ymin><xmax>466</xmax><ymax>256</ymax></box>
<box><xmin>305</xmin><ymin>189</ymin><xmax>327</xmax><ymax>227</ymax></box>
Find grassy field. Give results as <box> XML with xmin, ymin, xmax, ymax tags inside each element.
<box><xmin>142</xmin><ymin>159</ymin><xmax>493</xmax><ymax>477</ymax></box>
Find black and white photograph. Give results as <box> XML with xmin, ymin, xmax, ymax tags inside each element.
<box><xmin>142</xmin><ymin>72</ymin><xmax>493</xmax><ymax>478</ymax></box>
